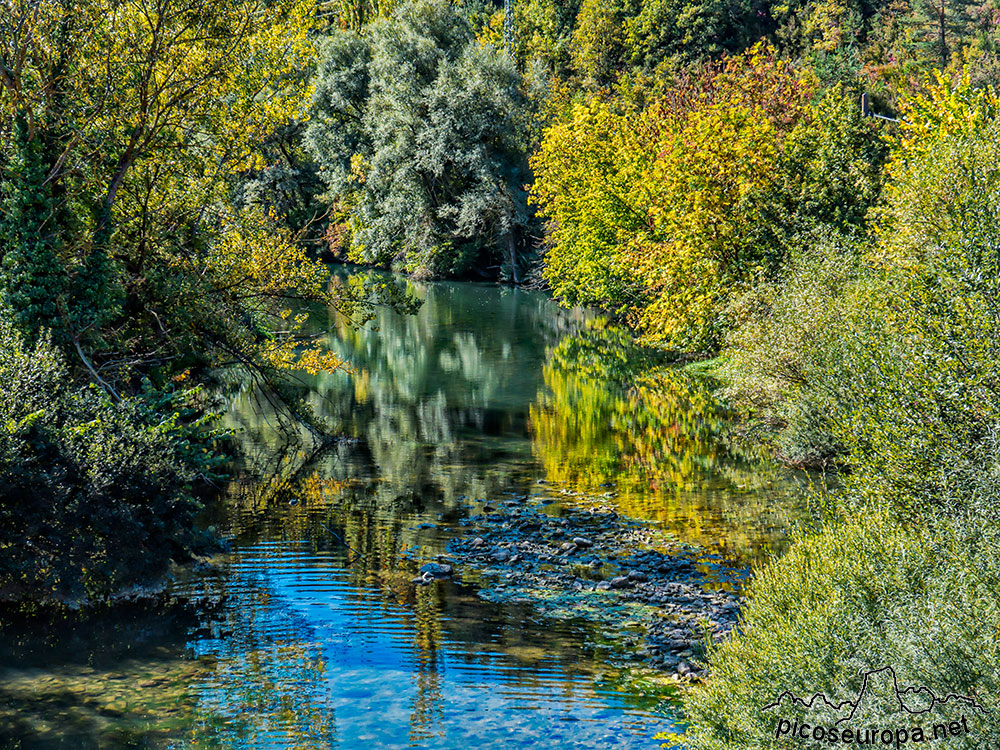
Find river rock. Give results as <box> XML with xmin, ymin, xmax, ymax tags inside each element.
<box><xmin>572</xmin><ymin>537</ymin><xmax>593</xmax><ymax>549</ymax></box>
<box><xmin>609</xmin><ymin>576</ymin><xmax>632</xmax><ymax>590</ymax></box>
<box><xmin>627</xmin><ymin>570</ymin><xmax>648</xmax><ymax>582</ymax></box>
<box><xmin>420</xmin><ymin>562</ymin><xmax>453</xmax><ymax>579</ymax></box>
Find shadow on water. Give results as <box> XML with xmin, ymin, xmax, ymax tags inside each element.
<box><xmin>1</xmin><ymin>277</ymin><xmax>811</xmax><ymax>749</ymax></box>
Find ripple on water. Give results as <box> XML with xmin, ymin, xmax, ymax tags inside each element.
<box><xmin>175</xmin><ymin>539</ymin><xmax>680</xmax><ymax>749</ymax></box>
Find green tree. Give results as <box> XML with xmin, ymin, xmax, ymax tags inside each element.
<box><xmin>684</xmin><ymin>77</ymin><xmax>1000</xmax><ymax>750</ymax></box>
<box><xmin>306</xmin><ymin>0</ymin><xmax>531</xmax><ymax>280</ymax></box>
<box><xmin>623</xmin><ymin>0</ymin><xmax>764</xmax><ymax>70</ymax></box>
<box><xmin>0</xmin><ymin>0</ymin><xmax>419</xmax><ymax>601</ymax></box>
<box><xmin>0</xmin><ymin>0</ymin><xmax>411</xmax><ymax>396</ymax></box>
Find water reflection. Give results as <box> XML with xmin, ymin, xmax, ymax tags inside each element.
<box><xmin>175</xmin><ymin>531</ymin><xmax>681</xmax><ymax>749</ymax></box>
<box><xmin>531</xmin><ymin>324</ymin><xmax>807</xmax><ymax>562</ymax></box>
<box><xmin>1</xmin><ymin>277</ymin><xmax>804</xmax><ymax>749</ymax></box>
<box><xmin>226</xmin><ymin>281</ymin><xmax>591</xmax><ymax>510</ymax></box>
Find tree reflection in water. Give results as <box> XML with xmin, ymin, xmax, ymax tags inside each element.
<box><xmin>531</xmin><ymin>324</ymin><xmax>811</xmax><ymax>564</ymax></box>
<box><xmin>172</xmin><ymin>278</ymin><xmax>803</xmax><ymax>748</ymax></box>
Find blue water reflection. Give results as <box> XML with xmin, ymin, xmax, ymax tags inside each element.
<box><xmin>181</xmin><ymin>540</ymin><xmax>678</xmax><ymax>749</ymax></box>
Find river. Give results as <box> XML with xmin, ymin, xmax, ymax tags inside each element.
<box><xmin>0</xmin><ymin>278</ymin><xmax>805</xmax><ymax>749</ymax></box>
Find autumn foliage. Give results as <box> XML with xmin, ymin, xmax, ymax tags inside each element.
<box><xmin>532</xmin><ymin>46</ymin><xmax>815</xmax><ymax>351</ymax></box>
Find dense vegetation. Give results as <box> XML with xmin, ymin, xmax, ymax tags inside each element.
<box><xmin>4</xmin><ymin>0</ymin><xmax>1000</xmax><ymax>740</ymax></box>
<box><xmin>682</xmin><ymin>77</ymin><xmax>1000</xmax><ymax>748</ymax></box>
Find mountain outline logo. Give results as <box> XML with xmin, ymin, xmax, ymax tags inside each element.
<box><xmin>760</xmin><ymin>666</ymin><xmax>986</xmax><ymax>726</ymax></box>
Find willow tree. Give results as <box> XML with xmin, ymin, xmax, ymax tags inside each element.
<box><xmin>306</xmin><ymin>0</ymin><xmax>531</xmax><ymax>281</ymax></box>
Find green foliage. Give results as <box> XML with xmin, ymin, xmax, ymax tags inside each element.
<box><xmin>0</xmin><ymin>0</ymin><xmax>421</xmax><ymax>603</ymax></box>
<box><xmin>0</xmin><ymin>312</ymin><xmax>221</xmax><ymax>602</ymax></box>
<box><xmin>693</xmin><ymin>74</ymin><xmax>1000</xmax><ymax>750</ymax></box>
<box><xmin>831</xmin><ymin>91</ymin><xmax>1000</xmax><ymax>519</ymax></box>
<box><xmin>717</xmin><ymin>89</ymin><xmax>889</xmax><ymax>463</ymax></box>
<box><xmin>513</xmin><ymin>0</ymin><xmax>583</xmax><ymax>77</ymax></box>
<box><xmin>571</xmin><ymin>0</ymin><xmax>633</xmax><ymax>84</ymax></box>
<box><xmin>682</xmin><ymin>514</ymin><xmax>1000</xmax><ymax>749</ymax></box>
<box><xmin>781</xmin><ymin>87</ymin><xmax>891</xmax><ymax>232</ymax></box>
<box><xmin>622</xmin><ymin>0</ymin><xmax>764</xmax><ymax>70</ymax></box>
<box><xmin>720</xmin><ymin>231</ymin><xmax>868</xmax><ymax>466</ymax></box>
<box><xmin>306</xmin><ymin>0</ymin><xmax>531</xmax><ymax>279</ymax></box>
<box><xmin>0</xmin><ymin>0</ymin><xmax>414</xmax><ymax>391</ymax></box>
<box><xmin>721</xmin><ymin>78</ymin><xmax>1000</xmax><ymax>505</ymax></box>
<box><xmin>0</xmin><ymin>115</ymin><xmax>77</xmax><ymax>339</ymax></box>
<box><xmin>530</xmin><ymin>93</ymin><xmax>650</xmax><ymax>313</ymax></box>
<box><xmin>233</xmin><ymin>123</ymin><xmax>329</xmax><ymax>248</ymax></box>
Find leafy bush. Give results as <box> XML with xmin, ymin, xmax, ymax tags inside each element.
<box><xmin>718</xmin><ymin>77</ymin><xmax>1000</xmax><ymax>490</ymax></box>
<box><xmin>683</xmin><ymin>515</ymin><xmax>1000</xmax><ymax>749</ymax></box>
<box><xmin>0</xmin><ymin>314</ymin><xmax>220</xmax><ymax>603</ymax></box>
<box><xmin>690</xmin><ymin>74</ymin><xmax>1000</xmax><ymax>750</ymax></box>
<box><xmin>719</xmin><ymin>230</ymin><xmax>868</xmax><ymax>466</ymax></box>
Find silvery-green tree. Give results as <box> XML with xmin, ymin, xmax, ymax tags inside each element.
<box><xmin>306</xmin><ymin>0</ymin><xmax>530</xmax><ymax>280</ymax></box>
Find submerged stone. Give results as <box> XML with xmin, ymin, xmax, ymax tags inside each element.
<box><xmin>419</xmin><ymin>562</ymin><xmax>453</xmax><ymax>579</ymax></box>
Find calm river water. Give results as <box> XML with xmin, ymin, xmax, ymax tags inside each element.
<box><xmin>0</xmin><ymin>279</ymin><xmax>804</xmax><ymax>749</ymax></box>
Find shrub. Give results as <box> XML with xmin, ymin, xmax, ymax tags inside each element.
<box><xmin>719</xmin><ymin>76</ymin><xmax>999</xmax><ymax>496</ymax></box>
<box><xmin>825</xmin><ymin>79</ymin><xmax>1000</xmax><ymax>519</ymax></box>
<box><xmin>718</xmin><ymin>230</ymin><xmax>870</xmax><ymax>467</ymax></box>
<box><xmin>683</xmin><ymin>515</ymin><xmax>1000</xmax><ymax>749</ymax></box>
<box><xmin>0</xmin><ymin>314</ymin><xmax>219</xmax><ymax>603</ymax></box>
<box><xmin>690</xmin><ymin>74</ymin><xmax>1000</xmax><ymax>750</ymax></box>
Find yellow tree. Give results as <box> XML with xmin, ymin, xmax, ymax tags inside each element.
<box><xmin>0</xmin><ymin>0</ymin><xmax>403</xmax><ymax>395</ymax></box>
<box><xmin>532</xmin><ymin>46</ymin><xmax>813</xmax><ymax>352</ymax></box>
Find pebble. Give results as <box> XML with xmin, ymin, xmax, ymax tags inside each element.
<box><xmin>447</xmin><ymin>501</ymin><xmax>743</xmax><ymax>675</ymax></box>
<box><xmin>413</xmin><ymin>563</ymin><xmax>452</xmax><ymax>584</ymax></box>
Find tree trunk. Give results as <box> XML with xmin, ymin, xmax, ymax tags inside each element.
<box><xmin>508</xmin><ymin>227</ymin><xmax>521</xmax><ymax>285</ymax></box>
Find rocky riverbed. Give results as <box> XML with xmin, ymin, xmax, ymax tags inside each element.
<box><xmin>413</xmin><ymin>496</ymin><xmax>746</xmax><ymax>682</ymax></box>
